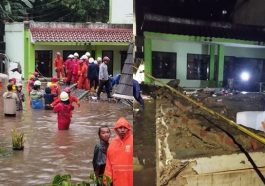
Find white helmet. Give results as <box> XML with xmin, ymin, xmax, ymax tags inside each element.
<box><xmin>34</xmin><ymin>80</ymin><xmax>41</xmax><ymax>86</ymax></box>
<box><xmin>74</xmin><ymin>52</ymin><xmax>79</xmax><ymax>57</ymax></box>
<box><xmin>97</xmin><ymin>57</ymin><xmax>102</xmax><ymax>62</ymax></box>
<box><xmin>68</xmin><ymin>54</ymin><xmax>74</xmax><ymax>58</ymax></box>
<box><xmin>88</xmin><ymin>57</ymin><xmax>94</xmax><ymax>63</ymax></box>
<box><xmin>80</xmin><ymin>55</ymin><xmax>88</xmax><ymax>60</ymax></box>
<box><xmin>85</xmin><ymin>52</ymin><xmax>91</xmax><ymax>57</ymax></box>
<box><xmin>60</xmin><ymin>91</ymin><xmax>69</xmax><ymax>101</ymax></box>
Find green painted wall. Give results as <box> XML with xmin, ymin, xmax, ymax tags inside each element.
<box><xmin>217</xmin><ymin>45</ymin><xmax>224</xmax><ymax>87</ymax></box>
<box><xmin>24</xmin><ymin>29</ymin><xmax>36</xmax><ymax>79</ymax></box>
<box><xmin>145</xmin><ymin>32</ymin><xmax>265</xmax><ymax>47</ymax></box>
<box><xmin>35</xmin><ymin>44</ymin><xmax>128</xmax><ymax>76</ymax></box>
<box><xmin>145</xmin><ymin>31</ymin><xmax>265</xmax><ymax>88</ymax></box>
<box><xmin>144</xmin><ymin>38</ymin><xmax>152</xmax><ymax>83</ymax></box>
<box><xmin>209</xmin><ymin>45</ymin><xmax>216</xmax><ymax>87</ymax></box>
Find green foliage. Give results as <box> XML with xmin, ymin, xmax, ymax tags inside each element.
<box><xmin>28</xmin><ymin>0</ymin><xmax>109</xmax><ymax>23</ymax></box>
<box><xmin>49</xmin><ymin>173</ymin><xmax>112</xmax><ymax>186</ymax></box>
<box><xmin>11</xmin><ymin>128</ymin><xmax>25</xmax><ymax>150</ymax></box>
<box><xmin>0</xmin><ymin>0</ymin><xmax>34</xmax><ymax>21</ymax></box>
<box><xmin>0</xmin><ymin>0</ymin><xmax>109</xmax><ymax>22</ymax></box>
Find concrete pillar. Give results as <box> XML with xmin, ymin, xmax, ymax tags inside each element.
<box><xmin>217</xmin><ymin>45</ymin><xmax>224</xmax><ymax>87</ymax></box>
<box><xmin>95</xmin><ymin>46</ymin><xmax>102</xmax><ymax>59</ymax></box>
<box><xmin>209</xmin><ymin>44</ymin><xmax>216</xmax><ymax>87</ymax></box>
<box><xmin>144</xmin><ymin>38</ymin><xmax>152</xmax><ymax>83</ymax></box>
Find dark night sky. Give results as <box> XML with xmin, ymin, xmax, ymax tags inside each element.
<box><xmin>136</xmin><ymin>0</ymin><xmax>265</xmax><ymax>35</ymax></box>
<box><xmin>140</xmin><ymin>0</ymin><xmax>237</xmax><ymax>21</ymax></box>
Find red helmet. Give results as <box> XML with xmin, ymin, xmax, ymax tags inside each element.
<box><xmin>103</xmin><ymin>56</ymin><xmax>110</xmax><ymax>62</ymax></box>
<box><xmin>34</xmin><ymin>72</ymin><xmax>39</xmax><ymax>76</ymax></box>
<box><xmin>64</xmin><ymin>87</ymin><xmax>71</xmax><ymax>93</ymax></box>
<box><xmin>51</xmin><ymin>76</ymin><xmax>58</xmax><ymax>82</ymax></box>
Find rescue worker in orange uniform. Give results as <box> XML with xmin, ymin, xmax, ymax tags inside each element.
<box><xmin>54</xmin><ymin>52</ymin><xmax>65</xmax><ymax>80</ymax></box>
<box><xmin>77</xmin><ymin>55</ymin><xmax>89</xmax><ymax>90</ymax></box>
<box><xmin>51</xmin><ymin>87</ymin><xmax>80</xmax><ymax>108</ymax></box>
<box><xmin>72</xmin><ymin>52</ymin><xmax>80</xmax><ymax>83</ymax></box>
<box><xmin>48</xmin><ymin>76</ymin><xmax>61</xmax><ymax>97</ymax></box>
<box><xmin>53</xmin><ymin>91</ymin><xmax>74</xmax><ymax>130</ymax></box>
<box><xmin>27</xmin><ymin>74</ymin><xmax>35</xmax><ymax>95</ymax></box>
<box><xmin>104</xmin><ymin>117</ymin><xmax>133</xmax><ymax>186</ymax></box>
<box><xmin>65</xmin><ymin>54</ymin><xmax>74</xmax><ymax>85</ymax></box>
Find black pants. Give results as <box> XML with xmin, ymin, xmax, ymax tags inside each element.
<box><xmin>90</xmin><ymin>76</ymin><xmax>99</xmax><ymax>90</ymax></box>
<box><xmin>97</xmin><ymin>80</ymin><xmax>111</xmax><ymax>98</ymax></box>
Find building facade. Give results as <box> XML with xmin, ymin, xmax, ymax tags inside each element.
<box><xmin>142</xmin><ymin>15</ymin><xmax>265</xmax><ymax>91</ymax></box>
<box><xmin>5</xmin><ymin>21</ymin><xmax>132</xmax><ymax>79</ymax></box>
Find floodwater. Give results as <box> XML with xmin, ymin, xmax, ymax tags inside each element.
<box><xmin>134</xmin><ymin>98</ymin><xmax>156</xmax><ymax>185</ymax></box>
<box><xmin>0</xmin><ymin>90</ymin><xmax>133</xmax><ymax>186</ymax></box>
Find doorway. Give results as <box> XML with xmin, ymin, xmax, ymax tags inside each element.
<box><xmin>35</xmin><ymin>50</ymin><xmax>53</xmax><ymax>77</ymax></box>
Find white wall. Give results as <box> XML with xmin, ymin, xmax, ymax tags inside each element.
<box><xmin>35</xmin><ymin>45</ymin><xmax>128</xmax><ymax>76</ymax></box>
<box><xmin>5</xmin><ymin>22</ymin><xmax>24</xmax><ymax>77</ymax></box>
<box><xmin>224</xmin><ymin>46</ymin><xmax>265</xmax><ymax>59</ymax></box>
<box><xmin>110</xmin><ymin>0</ymin><xmax>133</xmax><ymax>24</ymax></box>
<box><xmin>152</xmin><ymin>39</ymin><xmax>209</xmax><ymax>87</ymax></box>
<box><xmin>151</xmin><ymin>38</ymin><xmax>265</xmax><ymax>88</ymax></box>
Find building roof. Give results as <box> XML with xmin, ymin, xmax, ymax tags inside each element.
<box><xmin>142</xmin><ymin>14</ymin><xmax>265</xmax><ymax>43</ymax></box>
<box><xmin>30</xmin><ymin>22</ymin><xmax>133</xmax><ymax>43</ymax></box>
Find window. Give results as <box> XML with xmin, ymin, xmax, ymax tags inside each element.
<box><xmin>224</xmin><ymin>56</ymin><xmax>265</xmax><ymax>91</ymax></box>
<box><xmin>152</xmin><ymin>51</ymin><xmax>176</xmax><ymax>79</ymax></box>
<box><xmin>187</xmin><ymin>54</ymin><xmax>209</xmax><ymax>80</ymax></box>
<box><xmin>102</xmin><ymin>50</ymin><xmax>113</xmax><ymax>75</ymax></box>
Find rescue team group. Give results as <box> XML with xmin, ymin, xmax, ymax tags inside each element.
<box><xmin>2</xmin><ymin>51</ymin><xmax>133</xmax><ymax>186</ymax></box>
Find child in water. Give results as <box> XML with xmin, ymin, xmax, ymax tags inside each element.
<box><xmin>44</xmin><ymin>87</ymin><xmax>57</xmax><ymax>110</ymax></box>
<box><xmin>16</xmin><ymin>82</ymin><xmax>25</xmax><ymax>111</ymax></box>
<box><xmin>53</xmin><ymin>91</ymin><xmax>74</xmax><ymax>130</ymax></box>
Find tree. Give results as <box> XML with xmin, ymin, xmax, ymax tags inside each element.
<box><xmin>0</xmin><ymin>0</ymin><xmax>109</xmax><ymax>23</ymax></box>
<box><xmin>0</xmin><ymin>0</ymin><xmax>34</xmax><ymax>22</ymax></box>
<box><xmin>28</xmin><ymin>0</ymin><xmax>109</xmax><ymax>23</ymax></box>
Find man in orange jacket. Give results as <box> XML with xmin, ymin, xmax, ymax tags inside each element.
<box><xmin>104</xmin><ymin>117</ymin><xmax>133</xmax><ymax>186</ymax></box>
<box><xmin>54</xmin><ymin>52</ymin><xmax>65</xmax><ymax>80</ymax></box>
<box><xmin>77</xmin><ymin>55</ymin><xmax>89</xmax><ymax>90</ymax></box>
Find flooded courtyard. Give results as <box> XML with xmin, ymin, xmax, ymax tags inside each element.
<box><xmin>0</xmin><ymin>92</ymin><xmax>133</xmax><ymax>186</ymax></box>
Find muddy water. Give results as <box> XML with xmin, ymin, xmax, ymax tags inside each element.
<box><xmin>0</xmin><ymin>92</ymin><xmax>132</xmax><ymax>186</ymax></box>
<box><xmin>134</xmin><ymin>99</ymin><xmax>156</xmax><ymax>185</ymax></box>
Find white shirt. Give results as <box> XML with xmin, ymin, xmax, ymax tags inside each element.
<box><xmin>99</xmin><ymin>62</ymin><xmax>109</xmax><ymax>80</ymax></box>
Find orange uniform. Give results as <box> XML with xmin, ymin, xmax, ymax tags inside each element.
<box><xmin>51</xmin><ymin>95</ymin><xmax>79</xmax><ymax>107</ymax></box>
<box><xmin>104</xmin><ymin>117</ymin><xmax>133</xmax><ymax>186</ymax></box>
<box><xmin>77</xmin><ymin>62</ymin><xmax>89</xmax><ymax>90</ymax></box>
<box><xmin>54</xmin><ymin>54</ymin><xmax>65</xmax><ymax>79</ymax></box>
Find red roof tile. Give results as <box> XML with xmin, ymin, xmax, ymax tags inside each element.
<box><xmin>30</xmin><ymin>26</ymin><xmax>133</xmax><ymax>43</ymax></box>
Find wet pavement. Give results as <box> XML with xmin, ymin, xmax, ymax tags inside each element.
<box><xmin>134</xmin><ymin>98</ymin><xmax>156</xmax><ymax>186</ymax></box>
<box><xmin>0</xmin><ymin>89</ymin><xmax>133</xmax><ymax>186</ymax></box>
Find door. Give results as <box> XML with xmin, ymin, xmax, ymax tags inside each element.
<box><xmin>35</xmin><ymin>50</ymin><xmax>53</xmax><ymax>77</ymax></box>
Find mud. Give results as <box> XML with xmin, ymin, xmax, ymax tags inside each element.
<box><xmin>156</xmin><ymin>87</ymin><xmax>265</xmax><ymax>185</ymax></box>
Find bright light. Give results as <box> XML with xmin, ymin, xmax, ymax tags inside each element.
<box><xmin>240</xmin><ymin>72</ymin><xmax>250</xmax><ymax>81</ymax></box>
